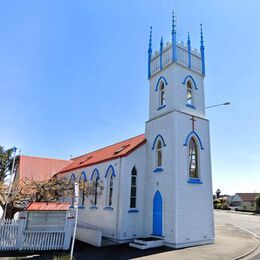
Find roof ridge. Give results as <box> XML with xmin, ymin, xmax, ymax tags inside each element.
<box><xmin>20</xmin><ymin>155</ymin><xmax>71</xmax><ymax>162</ymax></box>
<box><xmin>72</xmin><ymin>133</ymin><xmax>145</xmax><ymax>160</ymax></box>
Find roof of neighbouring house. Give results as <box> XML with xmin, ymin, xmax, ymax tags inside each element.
<box><xmin>236</xmin><ymin>193</ymin><xmax>260</xmax><ymax>202</ymax></box>
<box><xmin>18</xmin><ymin>155</ymin><xmax>71</xmax><ymax>182</ymax></box>
<box><xmin>26</xmin><ymin>202</ymin><xmax>71</xmax><ymax>211</ymax></box>
<box><xmin>58</xmin><ymin>134</ymin><xmax>146</xmax><ymax>174</ymax></box>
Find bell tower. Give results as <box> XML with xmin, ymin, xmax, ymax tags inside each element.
<box><xmin>144</xmin><ymin>11</ymin><xmax>214</xmax><ymax>248</ymax></box>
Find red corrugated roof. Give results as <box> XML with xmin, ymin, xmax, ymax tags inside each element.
<box><xmin>236</xmin><ymin>193</ymin><xmax>260</xmax><ymax>202</ymax></box>
<box><xmin>18</xmin><ymin>155</ymin><xmax>71</xmax><ymax>182</ymax></box>
<box><xmin>26</xmin><ymin>202</ymin><xmax>71</xmax><ymax>211</ymax></box>
<box><xmin>58</xmin><ymin>134</ymin><xmax>146</xmax><ymax>174</ymax></box>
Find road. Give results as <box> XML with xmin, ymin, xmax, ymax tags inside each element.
<box><xmin>215</xmin><ymin>210</ymin><xmax>260</xmax><ymax>237</ymax></box>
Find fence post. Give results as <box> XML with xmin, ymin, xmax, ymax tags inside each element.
<box><xmin>63</xmin><ymin>211</ymin><xmax>75</xmax><ymax>250</ymax></box>
<box><xmin>16</xmin><ymin>212</ymin><xmax>27</xmax><ymax>250</ymax></box>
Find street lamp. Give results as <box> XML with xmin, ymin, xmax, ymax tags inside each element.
<box><xmin>205</xmin><ymin>102</ymin><xmax>231</xmax><ymax>109</ymax></box>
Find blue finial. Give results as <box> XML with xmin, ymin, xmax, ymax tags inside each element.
<box><xmin>200</xmin><ymin>24</ymin><xmax>205</xmax><ymax>76</ymax></box>
<box><xmin>172</xmin><ymin>9</ymin><xmax>176</xmax><ymax>34</ymax></box>
<box><xmin>172</xmin><ymin>9</ymin><xmax>177</xmax><ymax>62</ymax></box>
<box><xmin>160</xmin><ymin>37</ymin><xmax>163</xmax><ymax>70</ymax></box>
<box><xmin>200</xmin><ymin>24</ymin><xmax>204</xmax><ymax>47</ymax></box>
<box><xmin>187</xmin><ymin>32</ymin><xmax>191</xmax><ymax>69</ymax></box>
<box><xmin>149</xmin><ymin>26</ymin><xmax>152</xmax><ymax>52</ymax></box>
<box><xmin>148</xmin><ymin>26</ymin><xmax>153</xmax><ymax>79</ymax></box>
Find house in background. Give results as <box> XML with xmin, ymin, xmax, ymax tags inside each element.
<box><xmin>14</xmin><ymin>155</ymin><xmax>71</xmax><ymax>184</ymax></box>
<box><xmin>230</xmin><ymin>193</ymin><xmax>259</xmax><ymax>210</ymax></box>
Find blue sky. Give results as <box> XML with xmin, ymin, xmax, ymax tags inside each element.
<box><xmin>1</xmin><ymin>0</ymin><xmax>260</xmax><ymax>195</ymax></box>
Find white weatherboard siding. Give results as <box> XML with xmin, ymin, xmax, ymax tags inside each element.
<box><xmin>65</xmin><ymin>158</ymin><xmax>120</xmax><ymax>239</ymax></box>
<box><xmin>117</xmin><ymin>145</ymin><xmax>146</xmax><ymax>241</ymax></box>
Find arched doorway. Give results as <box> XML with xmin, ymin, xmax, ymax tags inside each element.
<box><xmin>153</xmin><ymin>191</ymin><xmax>162</xmax><ymax>236</ymax></box>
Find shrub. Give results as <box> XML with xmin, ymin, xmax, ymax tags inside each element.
<box><xmin>255</xmin><ymin>195</ymin><xmax>260</xmax><ymax>212</ymax></box>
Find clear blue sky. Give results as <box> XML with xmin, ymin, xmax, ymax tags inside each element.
<box><xmin>1</xmin><ymin>0</ymin><xmax>260</xmax><ymax>195</ymax></box>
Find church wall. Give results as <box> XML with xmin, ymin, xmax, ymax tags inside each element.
<box><xmin>61</xmin><ymin>158</ymin><xmax>121</xmax><ymax>239</ymax></box>
<box><xmin>116</xmin><ymin>144</ymin><xmax>146</xmax><ymax>241</ymax></box>
<box><xmin>173</xmin><ymin>111</ymin><xmax>214</xmax><ymax>247</ymax></box>
<box><xmin>144</xmin><ymin>111</ymin><xmax>177</xmax><ymax>244</ymax></box>
<box><xmin>149</xmin><ymin>64</ymin><xmax>205</xmax><ymax>121</ymax></box>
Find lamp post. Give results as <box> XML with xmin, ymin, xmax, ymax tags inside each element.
<box><xmin>205</xmin><ymin>102</ymin><xmax>230</xmax><ymax>109</ymax></box>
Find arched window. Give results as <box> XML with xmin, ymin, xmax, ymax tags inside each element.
<box><xmin>69</xmin><ymin>174</ymin><xmax>76</xmax><ymax>206</ymax></box>
<box><xmin>156</xmin><ymin>140</ymin><xmax>162</xmax><ymax>167</ymax></box>
<box><xmin>189</xmin><ymin>138</ymin><xmax>198</xmax><ymax>178</ymax></box>
<box><xmin>91</xmin><ymin>171</ymin><xmax>99</xmax><ymax>206</ymax></box>
<box><xmin>186</xmin><ymin>80</ymin><xmax>193</xmax><ymax>106</ymax></box>
<box><xmin>159</xmin><ymin>82</ymin><xmax>165</xmax><ymax>107</ymax></box>
<box><xmin>108</xmin><ymin>174</ymin><xmax>114</xmax><ymax>207</ymax></box>
<box><xmin>79</xmin><ymin>172</ymin><xmax>87</xmax><ymax>207</ymax></box>
<box><xmin>130</xmin><ymin>167</ymin><xmax>137</xmax><ymax>208</ymax></box>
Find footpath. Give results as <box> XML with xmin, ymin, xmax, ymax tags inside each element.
<box><xmin>136</xmin><ymin>224</ymin><xmax>259</xmax><ymax>260</ymax></box>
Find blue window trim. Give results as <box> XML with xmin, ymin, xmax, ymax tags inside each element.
<box><xmin>153</xmin><ymin>167</ymin><xmax>163</xmax><ymax>173</ymax></box>
<box><xmin>157</xmin><ymin>104</ymin><xmax>166</xmax><ymax>110</ymax></box>
<box><xmin>186</xmin><ymin>104</ymin><xmax>196</xmax><ymax>109</ymax></box>
<box><xmin>90</xmin><ymin>168</ymin><xmax>100</xmax><ymax>180</ymax></box>
<box><xmin>128</xmin><ymin>209</ymin><xmax>139</xmax><ymax>213</ymax></box>
<box><xmin>89</xmin><ymin>205</ymin><xmax>98</xmax><ymax>210</ymax></box>
<box><xmin>182</xmin><ymin>75</ymin><xmax>198</xmax><ymax>90</ymax></box>
<box><xmin>69</xmin><ymin>173</ymin><xmax>76</xmax><ymax>184</ymax></box>
<box><xmin>79</xmin><ymin>171</ymin><xmax>87</xmax><ymax>182</ymax></box>
<box><xmin>187</xmin><ymin>178</ymin><xmax>203</xmax><ymax>184</ymax></box>
<box><xmin>155</xmin><ymin>76</ymin><xmax>168</xmax><ymax>91</ymax></box>
<box><xmin>183</xmin><ymin>131</ymin><xmax>204</xmax><ymax>150</ymax></box>
<box><xmin>103</xmin><ymin>206</ymin><xmax>114</xmax><ymax>211</ymax></box>
<box><xmin>105</xmin><ymin>165</ymin><xmax>116</xmax><ymax>178</ymax></box>
<box><xmin>78</xmin><ymin>206</ymin><xmax>85</xmax><ymax>209</ymax></box>
<box><xmin>152</xmin><ymin>134</ymin><xmax>167</xmax><ymax>150</ymax></box>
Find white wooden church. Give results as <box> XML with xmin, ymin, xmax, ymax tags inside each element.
<box><xmin>22</xmin><ymin>11</ymin><xmax>215</xmax><ymax>249</ymax></box>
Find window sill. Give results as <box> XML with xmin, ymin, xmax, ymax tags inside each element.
<box><xmin>157</xmin><ymin>104</ymin><xmax>166</xmax><ymax>111</ymax></box>
<box><xmin>103</xmin><ymin>206</ymin><xmax>113</xmax><ymax>211</ymax></box>
<box><xmin>128</xmin><ymin>209</ymin><xmax>139</xmax><ymax>213</ymax></box>
<box><xmin>153</xmin><ymin>167</ymin><xmax>163</xmax><ymax>173</ymax></box>
<box><xmin>89</xmin><ymin>205</ymin><xmax>98</xmax><ymax>210</ymax></box>
<box><xmin>186</xmin><ymin>104</ymin><xmax>196</xmax><ymax>109</ymax></box>
<box><xmin>187</xmin><ymin>178</ymin><xmax>203</xmax><ymax>184</ymax></box>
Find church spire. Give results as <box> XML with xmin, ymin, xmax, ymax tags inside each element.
<box><xmin>172</xmin><ymin>9</ymin><xmax>177</xmax><ymax>62</ymax></box>
<box><xmin>148</xmin><ymin>26</ymin><xmax>153</xmax><ymax>79</ymax></box>
<box><xmin>187</xmin><ymin>32</ymin><xmax>191</xmax><ymax>69</ymax></box>
<box><xmin>200</xmin><ymin>24</ymin><xmax>205</xmax><ymax>76</ymax></box>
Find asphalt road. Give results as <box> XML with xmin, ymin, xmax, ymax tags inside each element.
<box><xmin>214</xmin><ymin>210</ymin><xmax>260</xmax><ymax>238</ymax></box>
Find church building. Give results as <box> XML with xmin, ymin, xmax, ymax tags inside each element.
<box><xmin>20</xmin><ymin>12</ymin><xmax>215</xmax><ymax>249</ymax></box>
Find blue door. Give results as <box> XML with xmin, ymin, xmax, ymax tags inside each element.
<box><xmin>153</xmin><ymin>191</ymin><xmax>162</xmax><ymax>236</ymax></box>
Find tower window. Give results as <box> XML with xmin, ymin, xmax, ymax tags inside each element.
<box><xmin>130</xmin><ymin>166</ymin><xmax>137</xmax><ymax>208</ymax></box>
<box><xmin>186</xmin><ymin>80</ymin><xmax>193</xmax><ymax>106</ymax></box>
<box><xmin>159</xmin><ymin>82</ymin><xmax>165</xmax><ymax>107</ymax></box>
<box><xmin>156</xmin><ymin>140</ymin><xmax>162</xmax><ymax>167</ymax></box>
<box><xmin>189</xmin><ymin>138</ymin><xmax>198</xmax><ymax>178</ymax></box>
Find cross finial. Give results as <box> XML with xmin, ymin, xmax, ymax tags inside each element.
<box><xmin>172</xmin><ymin>9</ymin><xmax>176</xmax><ymax>34</ymax></box>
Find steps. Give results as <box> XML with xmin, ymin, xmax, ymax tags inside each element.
<box><xmin>129</xmin><ymin>237</ymin><xmax>164</xmax><ymax>250</ymax></box>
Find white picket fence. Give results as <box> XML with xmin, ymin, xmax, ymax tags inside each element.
<box><xmin>0</xmin><ymin>214</ymin><xmax>74</xmax><ymax>251</ymax></box>
<box><xmin>0</xmin><ymin>219</ymin><xmax>19</xmax><ymax>250</ymax></box>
